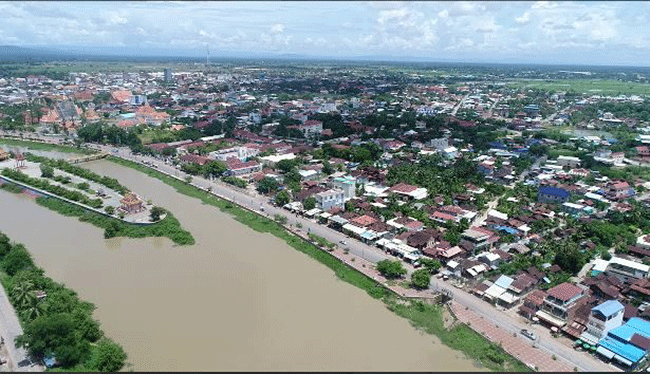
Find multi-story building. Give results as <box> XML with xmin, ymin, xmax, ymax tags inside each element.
<box><xmin>330</xmin><ymin>176</ymin><xmax>356</xmax><ymax>201</ymax></box>
<box><xmin>581</xmin><ymin>300</ymin><xmax>625</xmax><ymax>345</ymax></box>
<box><xmin>536</xmin><ymin>282</ymin><xmax>586</xmax><ymax>329</ymax></box>
<box><xmin>315</xmin><ymin>189</ymin><xmax>345</xmax><ymax>211</ymax></box>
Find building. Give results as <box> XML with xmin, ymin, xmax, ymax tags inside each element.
<box><xmin>224</xmin><ymin>158</ymin><xmax>262</xmax><ymax>176</ymax></box>
<box><xmin>536</xmin><ymin>283</ymin><xmax>586</xmax><ymax>329</ymax></box>
<box><xmin>605</xmin><ymin>257</ymin><xmax>650</xmax><ymax>283</ymax></box>
<box><xmin>288</xmin><ymin>120</ymin><xmax>323</xmax><ymax>138</ymax></box>
<box><xmin>330</xmin><ymin>176</ymin><xmax>356</xmax><ymax>200</ymax></box>
<box><xmin>210</xmin><ymin>146</ymin><xmax>259</xmax><ymax>162</ymax></box>
<box><xmin>119</xmin><ymin>193</ymin><xmax>144</xmax><ymax>214</ymax></box>
<box><xmin>315</xmin><ymin>189</ymin><xmax>345</xmax><ymax>211</ymax></box>
<box><xmin>389</xmin><ymin>183</ymin><xmax>428</xmax><ymax>200</ymax></box>
<box><xmin>581</xmin><ymin>300</ymin><xmax>625</xmax><ymax>345</ymax></box>
<box><xmin>557</xmin><ymin>155</ymin><xmax>581</xmax><ymax>168</ymax></box>
<box><xmin>164</xmin><ymin>68</ymin><xmax>173</xmax><ymax>83</ymax></box>
<box><xmin>538</xmin><ymin>186</ymin><xmax>570</xmax><ymax>204</ymax></box>
<box><xmin>597</xmin><ymin>317</ymin><xmax>650</xmax><ymax>368</ymax></box>
<box><xmin>129</xmin><ymin>95</ymin><xmax>147</xmax><ymax>106</ymax></box>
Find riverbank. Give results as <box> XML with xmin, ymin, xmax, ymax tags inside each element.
<box><xmin>0</xmin><ymin>138</ymin><xmax>95</xmax><ymax>155</ymax></box>
<box><xmin>0</xmin><ymin>230</ymin><xmax>127</xmax><ymax>372</ymax></box>
<box><xmin>105</xmin><ymin>155</ymin><xmax>530</xmax><ymax>372</ymax></box>
<box><xmin>0</xmin><ymin>173</ymin><xmax>194</xmax><ymax>245</ymax></box>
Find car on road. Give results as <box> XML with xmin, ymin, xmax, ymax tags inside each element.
<box><xmin>520</xmin><ymin>329</ymin><xmax>536</xmax><ymax>340</ymax></box>
<box><xmin>339</xmin><ymin>240</ymin><xmax>347</xmax><ymax>245</ymax></box>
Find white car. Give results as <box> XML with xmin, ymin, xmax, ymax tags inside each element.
<box><xmin>339</xmin><ymin>240</ymin><xmax>347</xmax><ymax>245</ymax></box>
<box><xmin>520</xmin><ymin>329</ymin><xmax>537</xmax><ymax>340</ymax></box>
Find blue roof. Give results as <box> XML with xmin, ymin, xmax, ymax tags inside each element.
<box><xmin>539</xmin><ymin>186</ymin><xmax>570</xmax><ymax>198</ymax></box>
<box><xmin>599</xmin><ymin>335</ymin><xmax>646</xmax><ymax>363</ymax></box>
<box><xmin>593</xmin><ymin>300</ymin><xmax>624</xmax><ymax>318</ymax></box>
<box><xmin>494</xmin><ymin>275</ymin><xmax>514</xmax><ymax>289</ymax></box>
<box><xmin>493</xmin><ymin>225</ymin><xmax>519</xmax><ymax>235</ymax></box>
<box><xmin>599</xmin><ymin>318</ymin><xmax>650</xmax><ymax>363</ymax></box>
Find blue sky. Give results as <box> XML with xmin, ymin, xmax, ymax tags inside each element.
<box><xmin>1</xmin><ymin>1</ymin><xmax>649</xmax><ymax>65</ymax></box>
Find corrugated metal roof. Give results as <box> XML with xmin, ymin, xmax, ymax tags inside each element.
<box><xmin>593</xmin><ymin>300</ymin><xmax>624</xmax><ymax>318</ymax></box>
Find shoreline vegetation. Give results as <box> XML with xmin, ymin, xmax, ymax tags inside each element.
<box><xmin>0</xmin><ymin>231</ymin><xmax>127</xmax><ymax>371</ymax></box>
<box><xmin>106</xmin><ymin>155</ymin><xmax>530</xmax><ymax>372</ymax></box>
<box><xmin>0</xmin><ymin>140</ymin><xmax>195</xmax><ymax>245</ymax></box>
<box><xmin>0</xmin><ymin>138</ymin><xmax>96</xmax><ymax>155</ymax></box>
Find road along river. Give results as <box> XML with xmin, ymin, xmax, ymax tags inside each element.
<box><xmin>0</xmin><ymin>159</ymin><xmax>483</xmax><ymax>371</ymax></box>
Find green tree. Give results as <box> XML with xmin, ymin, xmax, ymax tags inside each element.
<box><xmin>275</xmin><ymin>190</ymin><xmax>290</xmax><ymax>206</ymax></box>
<box><xmin>93</xmin><ymin>338</ymin><xmax>127</xmax><ymax>372</ymax></box>
<box><xmin>16</xmin><ymin>313</ymin><xmax>91</xmax><ymax>367</ymax></box>
<box><xmin>419</xmin><ymin>258</ymin><xmax>441</xmax><ymax>274</ymax></box>
<box><xmin>411</xmin><ymin>269</ymin><xmax>431</xmax><ymax>289</ymax></box>
<box><xmin>104</xmin><ymin>206</ymin><xmax>115</xmax><ymax>215</ymax></box>
<box><xmin>376</xmin><ymin>260</ymin><xmax>407</xmax><ymax>279</ymax></box>
<box><xmin>304</xmin><ymin>197</ymin><xmax>316</xmax><ymax>210</ymax></box>
<box><xmin>40</xmin><ymin>164</ymin><xmax>54</xmax><ymax>178</ymax></box>
<box><xmin>202</xmin><ymin>160</ymin><xmax>227</xmax><ymax>179</ymax></box>
<box><xmin>77</xmin><ymin>182</ymin><xmax>90</xmax><ymax>191</ymax></box>
<box><xmin>276</xmin><ymin>159</ymin><xmax>298</xmax><ymax>173</ymax></box>
<box><xmin>149</xmin><ymin>206</ymin><xmax>165</xmax><ymax>222</ymax></box>
<box><xmin>322</xmin><ymin>160</ymin><xmax>334</xmax><ymax>175</ymax></box>
<box><xmin>257</xmin><ymin>177</ymin><xmax>279</xmax><ymax>194</ymax></box>
<box><xmin>2</xmin><ymin>244</ymin><xmax>34</xmax><ymax>276</ymax></box>
<box><xmin>11</xmin><ymin>279</ymin><xmax>36</xmax><ymax>309</ymax></box>
<box><xmin>104</xmin><ymin>221</ymin><xmax>120</xmax><ymax>239</ymax></box>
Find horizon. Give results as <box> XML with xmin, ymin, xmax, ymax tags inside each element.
<box><xmin>4</xmin><ymin>44</ymin><xmax>650</xmax><ymax>70</ymax></box>
<box><xmin>1</xmin><ymin>1</ymin><xmax>649</xmax><ymax>67</ymax></box>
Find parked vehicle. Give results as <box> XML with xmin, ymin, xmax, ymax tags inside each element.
<box><xmin>520</xmin><ymin>329</ymin><xmax>536</xmax><ymax>340</ymax></box>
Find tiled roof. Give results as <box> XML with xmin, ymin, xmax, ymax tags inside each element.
<box><xmin>547</xmin><ymin>282</ymin><xmax>583</xmax><ymax>302</ymax></box>
<box><xmin>390</xmin><ymin>183</ymin><xmax>418</xmax><ymax>193</ymax></box>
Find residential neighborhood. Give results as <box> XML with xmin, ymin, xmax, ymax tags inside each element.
<box><xmin>2</xmin><ymin>59</ymin><xmax>650</xmax><ymax>372</ymax></box>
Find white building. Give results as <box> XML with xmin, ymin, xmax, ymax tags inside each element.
<box><xmin>331</xmin><ymin>176</ymin><xmax>356</xmax><ymax>200</ymax></box>
<box><xmin>210</xmin><ymin>146</ymin><xmax>259</xmax><ymax>162</ymax></box>
<box><xmin>315</xmin><ymin>189</ymin><xmax>345</xmax><ymax>211</ymax></box>
<box><xmin>260</xmin><ymin>153</ymin><xmax>296</xmax><ymax>167</ymax></box>
<box><xmin>557</xmin><ymin>155</ymin><xmax>581</xmax><ymax>168</ymax></box>
<box><xmin>605</xmin><ymin>257</ymin><xmax>650</xmax><ymax>283</ymax></box>
<box><xmin>581</xmin><ymin>300</ymin><xmax>625</xmax><ymax>345</ymax></box>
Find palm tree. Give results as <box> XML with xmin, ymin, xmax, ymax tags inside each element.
<box><xmin>11</xmin><ymin>280</ymin><xmax>35</xmax><ymax>309</ymax></box>
<box><xmin>23</xmin><ymin>302</ymin><xmax>47</xmax><ymax>321</ymax></box>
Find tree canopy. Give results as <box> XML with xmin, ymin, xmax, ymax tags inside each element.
<box><xmin>376</xmin><ymin>259</ymin><xmax>407</xmax><ymax>279</ymax></box>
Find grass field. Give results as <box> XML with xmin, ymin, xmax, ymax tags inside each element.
<box><xmin>508</xmin><ymin>79</ymin><xmax>650</xmax><ymax>95</ymax></box>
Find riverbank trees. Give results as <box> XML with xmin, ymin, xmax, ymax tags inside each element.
<box><xmin>0</xmin><ymin>231</ymin><xmax>127</xmax><ymax>371</ymax></box>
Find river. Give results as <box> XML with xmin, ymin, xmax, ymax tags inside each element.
<box><xmin>0</xmin><ymin>159</ymin><xmax>482</xmax><ymax>371</ymax></box>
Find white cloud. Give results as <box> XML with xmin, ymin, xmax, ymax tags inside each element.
<box><xmin>515</xmin><ymin>12</ymin><xmax>531</xmax><ymax>25</ymax></box>
<box><xmin>270</xmin><ymin>24</ymin><xmax>284</xmax><ymax>34</ymax></box>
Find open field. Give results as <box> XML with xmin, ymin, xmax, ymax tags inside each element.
<box><xmin>508</xmin><ymin>79</ymin><xmax>650</xmax><ymax>95</ymax></box>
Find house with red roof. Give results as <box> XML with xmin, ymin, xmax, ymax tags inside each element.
<box><xmin>537</xmin><ymin>283</ymin><xmax>587</xmax><ymax>329</ymax></box>
<box><xmin>224</xmin><ymin>157</ymin><xmax>262</xmax><ymax>176</ymax></box>
<box><xmin>389</xmin><ymin>182</ymin><xmax>428</xmax><ymax>200</ymax></box>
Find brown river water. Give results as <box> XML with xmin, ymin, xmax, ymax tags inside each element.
<box><xmin>0</xmin><ymin>159</ymin><xmax>482</xmax><ymax>371</ymax></box>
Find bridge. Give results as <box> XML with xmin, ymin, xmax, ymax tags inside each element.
<box><xmin>66</xmin><ymin>152</ymin><xmax>109</xmax><ymax>164</ymax></box>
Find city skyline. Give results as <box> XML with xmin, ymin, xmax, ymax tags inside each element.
<box><xmin>1</xmin><ymin>1</ymin><xmax>650</xmax><ymax>66</ymax></box>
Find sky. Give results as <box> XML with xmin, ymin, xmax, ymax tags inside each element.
<box><xmin>1</xmin><ymin>1</ymin><xmax>650</xmax><ymax>66</ymax></box>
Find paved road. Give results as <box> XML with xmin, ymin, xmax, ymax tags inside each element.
<box><xmin>430</xmin><ymin>277</ymin><xmax>615</xmax><ymax>372</ymax></box>
<box><xmin>451</xmin><ymin>93</ymin><xmax>471</xmax><ymax>117</ymax></box>
<box><xmin>2</xmin><ymin>133</ymin><xmax>617</xmax><ymax>372</ymax></box>
<box><xmin>0</xmin><ymin>281</ymin><xmax>42</xmax><ymax>372</ymax></box>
